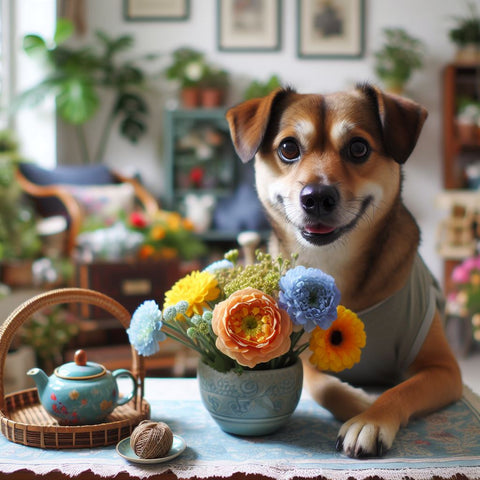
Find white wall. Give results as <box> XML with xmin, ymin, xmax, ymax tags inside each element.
<box><xmin>66</xmin><ymin>0</ymin><xmax>466</xmax><ymax>282</ymax></box>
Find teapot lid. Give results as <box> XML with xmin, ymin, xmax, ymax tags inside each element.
<box><xmin>54</xmin><ymin>350</ymin><xmax>106</xmax><ymax>380</ymax></box>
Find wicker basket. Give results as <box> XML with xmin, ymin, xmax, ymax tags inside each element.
<box><xmin>0</xmin><ymin>288</ymin><xmax>150</xmax><ymax>449</ymax></box>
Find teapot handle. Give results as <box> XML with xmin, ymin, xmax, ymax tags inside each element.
<box><xmin>112</xmin><ymin>369</ymin><xmax>138</xmax><ymax>406</ymax></box>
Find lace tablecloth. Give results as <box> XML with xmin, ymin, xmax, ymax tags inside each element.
<box><xmin>0</xmin><ymin>378</ymin><xmax>479</xmax><ymax>479</ymax></box>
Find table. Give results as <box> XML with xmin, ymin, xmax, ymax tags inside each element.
<box><xmin>0</xmin><ymin>378</ymin><xmax>479</xmax><ymax>480</ymax></box>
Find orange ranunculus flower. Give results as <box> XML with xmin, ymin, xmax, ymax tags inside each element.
<box><xmin>212</xmin><ymin>287</ymin><xmax>293</xmax><ymax>368</ymax></box>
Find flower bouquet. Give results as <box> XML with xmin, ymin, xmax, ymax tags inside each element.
<box><xmin>127</xmin><ymin>250</ymin><xmax>366</xmax><ymax>434</ymax></box>
<box><xmin>127</xmin><ymin>249</ymin><xmax>366</xmax><ymax>373</ymax></box>
<box><xmin>449</xmin><ymin>255</ymin><xmax>480</xmax><ymax>342</ymax></box>
<box><xmin>128</xmin><ymin>210</ymin><xmax>206</xmax><ymax>261</ymax></box>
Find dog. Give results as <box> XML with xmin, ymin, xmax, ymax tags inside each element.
<box><xmin>225</xmin><ymin>84</ymin><xmax>463</xmax><ymax>458</ymax></box>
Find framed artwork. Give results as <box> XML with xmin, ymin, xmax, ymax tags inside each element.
<box><xmin>297</xmin><ymin>0</ymin><xmax>365</xmax><ymax>59</ymax></box>
<box><xmin>217</xmin><ymin>0</ymin><xmax>281</xmax><ymax>52</ymax></box>
<box><xmin>124</xmin><ymin>0</ymin><xmax>190</xmax><ymax>21</ymax></box>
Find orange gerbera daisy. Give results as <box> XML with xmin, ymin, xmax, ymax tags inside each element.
<box><xmin>309</xmin><ymin>305</ymin><xmax>366</xmax><ymax>373</ymax></box>
<box><xmin>212</xmin><ymin>287</ymin><xmax>293</xmax><ymax>368</ymax></box>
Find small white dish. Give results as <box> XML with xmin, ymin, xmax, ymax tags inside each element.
<box><xmin>116</xmin><ymin>434</ymin><xmax>186</xmax><ymax>464</ymax></box>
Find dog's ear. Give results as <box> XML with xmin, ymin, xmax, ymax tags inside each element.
<box><xmin>226</xmin><ymin>88</ymin><xmax>290</xmax><ymax>163</ymax></box>
<box><xmin>358</xmin><ymin>84</ymin><xmax>428</xmax><ymax>164</ymax></box>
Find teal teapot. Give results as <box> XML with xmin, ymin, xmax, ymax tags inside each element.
<box><xmin>27</xmin><ymin>350</ymin><xmax>137</xmax><ymax>425</ymax></box>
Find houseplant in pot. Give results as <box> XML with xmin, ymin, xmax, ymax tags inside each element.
<box><xmin>200</xmin><ymin>66</ymin><xmax>230</xmax><ymax>108</ymax></box>
<box><xmin>165</xmin><ymin>47</ymin><xmax>207</xmax><ymax>108</ymax></box>
<box><xmin>17</xmin><ymin>18</ymin><xmax>158</xmax><ymax>164</ymax></box>
<box><xmin>0</xmin><ymin>131</ymin><xmax>42</xmax><ymax>286</ymax></box>
<box><xmin>449</xmin><ymin>1</ymin><xmax>480</xmax><ymax>63</ymax></box>
<box><xmin>127</xmin><ymin>250</ymin><xmax>366</xmax><ymax>435</ymax></box>
<box><xmin>373</xmin><ymin>28</ymin><xmax>425</xmax><ymax>95</ymax></box>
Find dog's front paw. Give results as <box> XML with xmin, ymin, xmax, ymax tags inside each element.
<box><xmin>335</xmin><ymin>414</ymin><xmax>399</xmax><ymax>458</ymax></box>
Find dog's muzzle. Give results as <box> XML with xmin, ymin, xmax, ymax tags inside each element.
<box><xmin>299</xmin><ymin>183</ymin><xmax>371</xmax><ymax>246</ymax></box>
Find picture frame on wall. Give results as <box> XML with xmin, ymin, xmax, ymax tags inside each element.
<box><xmin>218</xmin><ymin>0</ymin><xmax>281</xmax><ymax>52</ymax></box>
<box><xmin>124</xmin><ymin>0</ymin><xmax>190</xmax><ymax>21</ymax></box>
<box><xmin>297</xmin><ymin>0</ymin><xmax>365</xmax><ymax>58</ymax></box>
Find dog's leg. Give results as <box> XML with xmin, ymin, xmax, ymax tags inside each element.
<box><xmin>336</xmin><ymin>312</ymin><xmax>463</xmax><ymax>458</ymax></box>
<box><xmin>303</xmin><ymin>360</ymin><xmax>375</xmax><ymax>422</ymax></box>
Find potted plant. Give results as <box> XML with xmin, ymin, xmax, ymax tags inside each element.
<box><xmin>17</xmin><ymin>19</ymin><xmax>159</xmax><ymax>164</ymax></box>
<box><xmin>200</xmin><ymin>67</ymin><xmax>230</xmax><ymax>108</ymax></box>
<box><xmin>373</xmin><ymin>28</ymin><xmax>425</xmax><ymax>94</ymax></box>
<box><xmin>0</xmin><ymin>131</ymin><xmax>42</xmax><ymax>286</ymax></box>
<box><xmin>243</xmin><ymin>74</ymin><xmax>282</xmax><ymax>100</ymax></box>
<box><xmin>449</xmin><ymin>1</ymin><xmax>480</xmax><ymax>63</ymax></box>
<box><xmin>455</xmin><ymin>97</ymin><xmax>480</xmax><ymax>144</ymax></box>
<box><xmin>165</xmin><ymin>47</ymin><xmax>207</xmax><ymax>108</ymax></box>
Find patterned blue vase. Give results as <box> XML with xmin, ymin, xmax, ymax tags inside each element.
<box><xmin>197</xmin><ymin>360</ymin><xmax>303</xmax><ymax>436</ymax></box>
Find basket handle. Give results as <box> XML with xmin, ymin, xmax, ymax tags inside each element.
<box><xmin>0</xmin><ymin>287</ymin><xmax>145</xmax><ymax>411</ymax></box>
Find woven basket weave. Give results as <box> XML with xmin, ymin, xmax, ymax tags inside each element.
<box><xmin>0</xmin><ymin>288</ymin><xmax>150</xmax><ymax>449</ymax></box>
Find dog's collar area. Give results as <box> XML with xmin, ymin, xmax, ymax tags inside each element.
<box><xmin>301</xmin><ymin>196</ymin><xmax>373</xmax><ymax>246</ymax></box>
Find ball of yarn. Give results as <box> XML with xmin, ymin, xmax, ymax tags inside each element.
<box><xmin>130</xmin><ymin>420</ymin><xmax>174</xmax><ymax>459</ymax></box>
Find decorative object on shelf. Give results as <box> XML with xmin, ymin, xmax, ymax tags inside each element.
<box><xmin>130</xmin><ymin>420</ymin><xmax>173</xmax><ymax>459</ymax></box>
<box><xmin>448</xmin><ymin>1</ymin><xmax>480</xmax><ymax>64</ymax></box>
<box><xmin>297</xmin><ymin>0</ymin><xmax>365</xmax><ymax>59</ymax></box>
<box><xmin>127</xmin><ymin>250</ymin><xmax>366</xmax><ymax>435</ymax></box>
<box><xmin>164</xmin><ymin>47</ymin><xmax>230</xmax><ymax>108</ymax></box>
<box><xmin>435</xmin><ymin>191</ymin><xmax>480</xmax><ymax>259</ymax></box>
<box><xmin>217</xmin><ymin>0</ymin><xmax>281</xmax><ymax>52</ymax></box>
<box><xmin>124</xmin><ymin>0</ymin><xmax>190</xmax><ymax>21</ymax></box>
<box><xmin>27</xmin><ymin>349</ymin><xmax>137</xmax><ymax>425</ymax></box>
<box><xmin>17</xmin><ymin>19</ymin><xmax>159</xmax><ymax>164</ymax></box>
<box><xmin>0</xmin><ymin>288</ymin><xmax>150</xmax><ymax>449</ymax></box>
<box><xmin>373</xmin><ymin>28</ymin><xmax>425</xmax><ymax>95</ymax></box>
<box><xmin>20</xmin><ymin>305</ymin><xmax>78</xmax><ymax>374</ymax></box>
<box><xmin>243</xmin><ymin>74</ymin><xmax>282</xmax><ymax>100</ymax></box>
<box><xmin>184</xmin><ymin>193</ymin><xmax>216</xmax><ymax>233</ymax></box>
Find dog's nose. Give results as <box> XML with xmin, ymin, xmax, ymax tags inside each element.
<box><xmin>300</xmin><ymin>184</ymin><xmax>339</xmax><ymax>216</ymax></box>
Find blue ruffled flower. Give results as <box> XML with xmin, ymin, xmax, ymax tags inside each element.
<box><xmin>127</xmin><ymin>300</ymin><xmax>166</xmax><ymax>356</ymax></box>
<box><xmin>278</xmin><ymin>265</ymin><xmax>340</xmax><ymax>332</ymax></box>
<box><xmin>203</xmin><ymin>259</ymin><xmax>234</xmax><ymax>274</ymax></box>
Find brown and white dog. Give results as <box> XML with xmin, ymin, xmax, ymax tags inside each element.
<box><xmin>226</xmin><ymin>84</ymin><xmax>462</xmax><ymax>458</ymax></box>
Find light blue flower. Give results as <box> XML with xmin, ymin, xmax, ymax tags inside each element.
<box><xmin>278</xmin><ymin>265</ymin><xmax>340</xmax><ymax>332</ymax></box>
<box><xmin>127</xmin><ymin>300</ymin><xmax>166</xmax><ymax>356</ymax></box>
<box><xmin>203</xmin><ymin>259</ymin><xmax>234</xmax><ymax>274</ymax></box>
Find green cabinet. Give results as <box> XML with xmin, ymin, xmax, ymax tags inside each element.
<box><xmin>162</xmin><ymin>108</ymin><xmax>269</xmax><ymax>244</ymax></box>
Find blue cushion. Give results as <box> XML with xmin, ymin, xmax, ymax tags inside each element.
<box><xmin>19</xmin><ymin>163</ymin><xmax>114</xmax><ymax>186</ymax></box>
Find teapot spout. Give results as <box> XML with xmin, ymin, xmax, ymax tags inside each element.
<box><xmin>27</xmin><ymin>367</ymin><xmax>49</xmax><ymax>396</ymax></box>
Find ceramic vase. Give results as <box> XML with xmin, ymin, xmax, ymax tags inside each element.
<box><xmin>197</xmin><ymin>360</ymin><xmax>303</xmax><ymax>436</ymax></box>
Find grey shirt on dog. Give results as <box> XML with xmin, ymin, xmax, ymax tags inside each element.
<box><xmin>334</xmin><ymin>254</ymin><xmax>443</xmax><ymax>387</ymax></box>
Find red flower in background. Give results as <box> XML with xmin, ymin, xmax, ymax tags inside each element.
<box><xmin>189</xmin><ymin>167</ymin><xmax>204</xmax><ymax>187</ymax></box>
<box><xmin>129</xmin><ymin>211</ymin><xmax>148</xmax><ymax>228</ymax></box>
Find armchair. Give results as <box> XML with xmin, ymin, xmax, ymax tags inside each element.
<box><xmin>16</xmin><ymin>163</ymin><xmax>159</xmax><ymax>256</ymax></box>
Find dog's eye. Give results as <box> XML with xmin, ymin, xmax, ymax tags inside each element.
<box><xmin>348</xmin><ymin>138</ymin><xmax>370</xmax><ymax>163</ymax></box>
<box><xmin>278</xmin><ymin>138</ymin><xmax>301</xmax><ymax>163</ymax></box>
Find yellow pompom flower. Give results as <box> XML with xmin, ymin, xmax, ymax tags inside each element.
<box><xmin>309</xmin><ymin>305</ymin><xmax>366</xmax><ymax>373</ymax></box>
<box><xmin>164</xmin><ymin>271</ymin><xmax>220</xmax><ymax>317</ymax></box>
